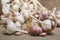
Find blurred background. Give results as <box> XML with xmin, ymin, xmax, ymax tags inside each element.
<box><xmin>0</xmin><ymin>0</ymin><xmax>60</xmax><ymax>15</ymax></box>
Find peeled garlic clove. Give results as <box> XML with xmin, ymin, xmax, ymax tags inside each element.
<box><xmin>41</xmin><ymin>20</ymin><xmax>52</xmax><ymax>31</ymax></box>
<box><xmin>39</xmin><ymin>33</ymin><xmax>47</xmax><ymax>37</ymax></box>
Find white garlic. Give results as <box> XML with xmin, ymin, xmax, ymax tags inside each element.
<box><xmin>56</xmin><ymin>10</ymin><xmax>60</xmax><ymax>19</ymax></box>
<box><xmin>14</xmin><ymin>0</ymin><xmax>20</xmax><ymax>4</ymax></box>
<box><xmin>6</xmin><ymin>19</ymin><xmax>20</xmax><ymax>34</ymax></box>
<box><xmin>15</xmin><ymin>14</ymin><xmax>25</xmax><ymax>23</ymax></box>
<box><xmin>15</xmin><ymin>21</ymin><xmax>22</xmax><ymax>29</ymax></box>
<box><xmin>21</xmin><ymin>9</ymin><xmax>30</xmax><ymax>20</ymax></box>
<box><xmin>28</xmin><ymin>4</ymin><xmax>33</xmax><ymax>11</ymax></box>
<box><xmin>1</xmin><ymin>0</ymin><xmax>10</xmax><ymax>5</ymax></box>
<box><xmin>12</xmin><ymin>4</ymin><xmax>19</xmax><ymax>12</ymax></box>
<box><xmin>41</xmin><ymin>20</ymin><xmax>52</xmax><ymax>30</ymax></box>
<box><xmin>14</xmin><ymin>11</ymin><xmax>20</xmax><ymax>16</ymax></box>
<box><xmin>22</xmin><ymin>3</ymin><xmax>28</xmax><ymax>10</ymax></box>
<box><xmin>2</xmin><ymin>4</ymin><xmax>10</xmax><ymax>15</ymax></box>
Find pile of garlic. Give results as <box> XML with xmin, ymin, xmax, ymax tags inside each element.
<box><xmin>0</xmin><ymin>0</ymin><xmax>57</xmax><ymax>35</ymax></box>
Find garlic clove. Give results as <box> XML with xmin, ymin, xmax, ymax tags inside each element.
<box><xmin>6</xmin><ymin>19</ymin><xmax>20</xmax><ymax>34</ymax></box>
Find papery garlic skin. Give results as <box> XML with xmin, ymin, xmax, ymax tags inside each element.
<box><xmin>2</xmin><ymin>4</ymin><xmax>10</xmax><ymax>15</ymax></box>
<box><xmin>41</xmin><ymin>20</ymin><xmax>52</xmax><ymax>30</ymax></box>
<box><xmin>15</xmin><ymin>21</ymin><xmax>22</xmax><ymax>29</ymax></box>
<box><xmin>28</xmin><ymin>4</ymin><xmax>34</xmax><ymax>12</ymax></box>
<box><xmin>22</xmin><ymin>3</ymin><xmax>28</xmax><ymax>10</ymax></box>
<box><xmin>12</xmin><ymin>4</ymin><xmax>19</xmax><ymax>12</ymax></box>
<box><xmin>6</xmin><ymin>19</ymin><xmax>20</xmax><ymax>34</ymax></box>
<box><xmin>14</xmin><ymin>0</ymin><xmax>20</xmax><ymax>4</ymax></box>
<box><xmin>21</xmin><ymin>9</ymin><xmax>30</xmax><ymax>20</ymax></box>
<box><xmin>15</xmin><ymin>14</ymin><xmax>25</xmax><ymax>23</ymax></box>
<box><xmin>14</xmin><ymin>11</ymin><xmax>20</xmax><ymax>16</ymax></box>
<box><xmin>1</xmin><ymin>0</ymin><xmax>10</xmax><ymax>5</ymax></box>
<box><xmin>56</xmin><ymin>10</ymin><xmax>60</xmax><ymax>19</ymax></box>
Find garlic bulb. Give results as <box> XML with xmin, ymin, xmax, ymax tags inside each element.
<box><xmin>21</xmin><ymin>9</ymin><xmax>30</xmax><ymax>20</ymax></box>
<box><xmin>14</xmin><ymin>0</ymin><xmax>20</xmax><ymax>4</ymax></box>
<box><xmin>6</xmin><ymin>19</ymin><xmax>20</xmax><ymax>34</ymax></box>
<box><xmin>55</xmin><ymin>10</ymin><xmax>60</xmax><ymax>19</ymax></box>
<box><xmin>14</xmin><ymin>11</ymin><xmax>20</xmax><ymax>16</ymax></box>
<box><xmin>1</xmin><ymin>0</ymin><xmax>10</xmax><ymax>5</ymax></box>
<box><xmin>15</xmin><ymin>14</ymin><xmax>25</xmax><ymax>23</ymax></box>
<box><xmin>28</xmin><ymin>4</ymin><xmax>33</xmax><ymax>11</ymax></box>
<box><xmin>41</xmin><ymin>20</ymin><xmax>52</xmax><ymax>31</ymax></box>
<box><xmin>56</xmin><ymin>19</ymin><xmax>60</xmax><ymax>26</ymax></box>
<box><xmin>22</xmin><ymin>3</ymin><xmax>28</xmax><ymax>10</ymax></box>
<box><xmin>12</xmin><ymin>4</ymin><xmax>19</xmax><ymax>12</ymax></box>
<box><xmin>15</xmin><ymin>21</ymin><xmax>21</xmax><ymax>29</ymax></box>
<box><xmin>2</xmin><ymin>4</ymin><xmax>10</xmax><ymax>15</ymax></box>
